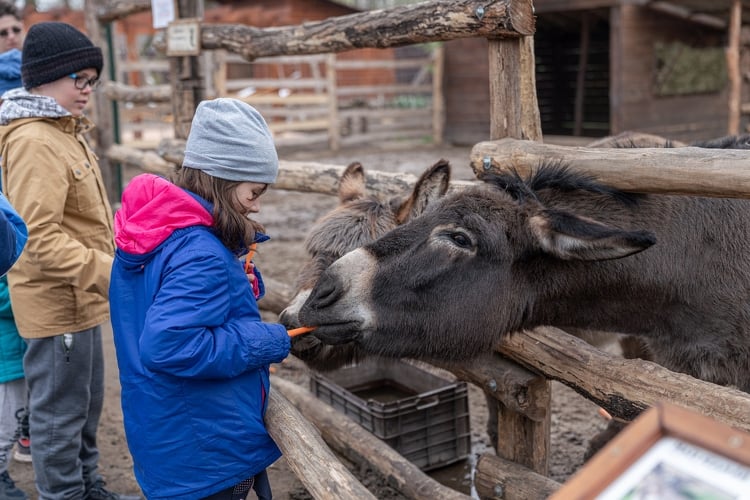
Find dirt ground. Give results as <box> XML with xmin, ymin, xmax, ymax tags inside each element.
<box><xmin>8</xmin><ymin>142</ymin><xmax>611</xmax><ymax>499</ymax></box>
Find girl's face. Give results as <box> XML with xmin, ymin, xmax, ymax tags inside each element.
<box><xmin>233</xmin><ymin>181</ymin><xmax>268</xmax><ymax>217</ymax></box>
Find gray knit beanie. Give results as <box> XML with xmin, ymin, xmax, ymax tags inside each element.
<box><xmin>22</xmin><ymin>22</ymin><xmax>103</xmax><ymax>90</ymax></box>
<box><xmin>183</xmin><ymin>98</ymin><xmax>279</xmax><ymax>184</ymax></box>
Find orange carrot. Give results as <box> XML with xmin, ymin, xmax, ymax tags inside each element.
<box><xmin>244</xmin><ymin>243</ymin><xmax>257</xmax><ymax>273</ymax></box>
<box><xmin>287</xmin><ymin>326</ymin><xmax>317</xmax><ymax>337</ymax></box>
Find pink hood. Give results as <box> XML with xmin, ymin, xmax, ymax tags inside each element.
<box><xmin>114</xmin><ymin>174</ymin><xmax>214</xmax><ymax>254</ymax></box>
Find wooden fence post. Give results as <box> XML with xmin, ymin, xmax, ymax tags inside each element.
<box><xmin>432</xmin><ymin>44</ymin><xmax>446</xmax><ymax>145</ymax></box>
<box><xmin>488</xmin><ymin>37</ymin><xmax>542</xmax><ymax>142</ymax></box>
<box><xmin>85</xmin><ymin>0</ymin><xmax>119</xmax><ymax>203</ymax></box>
<box><xmin>486</xmin><ymin>33</ymin><xmax>547</xmax><ymax>476</ymax></box>
<box><xmin>170</xmin><ymin>0</ymin><xmax>205</xmax><ymax>140</ymax></box>
<box><xmin>727</xmin><ymin>0</ymin><xmax>741</xmax><ymax>135</ymax></box>
<box><xmin>326</xmin><ymin>53</ymin><xmax>340</xmax><ymax>151</ymax></box>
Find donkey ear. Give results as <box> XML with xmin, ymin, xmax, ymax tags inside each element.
<box><xmin>529</xmin><ymin>209</ymin><xmax>656</xmax><ymax>261</ymax></box>
<box><xmin>338</xmin><ymin>162</ymin><xmax>367</xmax><ymax>203</ymax></box>
<box><xmin>396</xmin><ymin>159</ymin><xmax>451</xmax><ymax>223</ymax></box>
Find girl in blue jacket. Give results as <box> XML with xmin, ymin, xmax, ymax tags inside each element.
<box><xmin>109</xmin><ymin>99</ymin><xmax>291</xmax><ymax>500</ymax></box>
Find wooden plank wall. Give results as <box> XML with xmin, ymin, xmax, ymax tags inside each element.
<box><xmin>611</xmin><ymin>5</ymin><xmax>729</xmax><ymax>142</ymax></box>
<box><xmin>442</xmin><ymin>37</ymin><xmax>492</xmax><ymax>146</ymax></box>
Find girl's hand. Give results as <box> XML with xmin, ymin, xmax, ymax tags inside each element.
<box><xmin>245</xmin><ymin>262</ymin><xmax>255</xmax><ymax>284</ymax></box>
<box><xmin>246</xmin><ymin>263</ymin><xmax>261</xmax><ymax>298</ymax></box>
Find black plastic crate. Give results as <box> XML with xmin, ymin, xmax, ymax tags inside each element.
<box><xmin>309</xmin><ymin>358</ymin><xmax>471</xmax><ymax>471</ymax></box>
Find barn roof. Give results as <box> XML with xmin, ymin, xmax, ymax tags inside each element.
<box><xmin>534</xmin><ymin>0</ymin><xmax>750</xmax><ymax>30</ymax></box>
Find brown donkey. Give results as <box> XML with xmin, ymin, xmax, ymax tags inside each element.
<box><xmin>280</xmin><ymin>159</ymin><xmax>451</xmax><ymax>368</ymax></box>
<box><xmin>298</xmin><ymin>163</ymin><xmax>750</xmax><ymax>394</ymax></box>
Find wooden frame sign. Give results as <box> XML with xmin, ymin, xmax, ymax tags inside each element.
<box><xmin>166</xmin><ymin>18</ymin><xmax>201</xmax><ymax>57</ymax></box>
<box><xmin>551</xmin><ymin>403</ymin><xmax>750</xmax><ymax>499</ymax></box>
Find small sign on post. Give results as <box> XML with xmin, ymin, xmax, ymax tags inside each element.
<box><xmin>151</xmin><ymin>0</ymin><xmax>176</xmax><ymax>29</ymax></box>
<box><xmin>166</xmin><ymin>18</ymin><xmax>201</xmax><ymax>57</ymax></box>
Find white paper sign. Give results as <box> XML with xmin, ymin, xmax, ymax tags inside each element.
<box><xmin>151</xmin><ymin>0</ymin><xmax>176</xmax><ymax>29</ymax></box>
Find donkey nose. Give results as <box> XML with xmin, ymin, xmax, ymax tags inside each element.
<box><xmin>304</xmin><ymin>271</ymin><xmax>343</xmax><ymax>310</ymax></box>
<box><xmin>278</xmin><ymin>308</ymin><xmax>296</xmax><ymax>329</ymax></box>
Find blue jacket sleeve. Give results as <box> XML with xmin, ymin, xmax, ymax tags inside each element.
<box><xmin>140</xmin><ymin>246</ymin><xmax>290</xmax><ymax>379</ymax></box>
<box><xmin>0</xmin><ymin>192</ymin><xmax>26</xmax><ymax>276</ymax></box>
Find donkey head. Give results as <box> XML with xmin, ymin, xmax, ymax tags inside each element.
<box><xmin>297</xmin><ymin>164</ymin><xmax>656</xmax><ymax>362</ymax></box>
<box><xmin>279</xmin><ymin>159</ymin><xmax>451</xmax><ymax>369</ymax></box>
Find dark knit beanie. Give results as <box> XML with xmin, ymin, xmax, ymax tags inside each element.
<box><xmin>21</xmin><ymin>22</ymin><xmax>103</xmax><ymax>90</ymax></box>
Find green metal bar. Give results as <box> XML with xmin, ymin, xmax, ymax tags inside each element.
<box><xmin>105</xmin><ymin>22</ymin><xmax>123</xmax><ymax>200</ymax></box>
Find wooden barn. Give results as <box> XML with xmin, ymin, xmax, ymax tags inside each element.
<box><xmin>443</xmin><ymin>0</ymin><xmax>750</xmax><ymax>145</ymax></box>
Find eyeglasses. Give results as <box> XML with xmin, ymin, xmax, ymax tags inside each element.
<box><xmin>0</xmin><ymin>26</ymin><xmax>21</xmax><ymax>38</ymax></box>
<box><xmin>68</xmin><ymin>73</ymin><xmax>100</xmax><ymax>90</ymax></box>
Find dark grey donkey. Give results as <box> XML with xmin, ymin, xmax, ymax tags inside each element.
<box><xmin>298</xmin><ymin>163</ymin><xmax>750</xmax><ymax>394</ymax></box>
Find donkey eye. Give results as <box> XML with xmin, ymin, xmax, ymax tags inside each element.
<box><xmin>448</xmin><ymin>231</ymin><xmax>472</xmax><ymax>248</ymax></box>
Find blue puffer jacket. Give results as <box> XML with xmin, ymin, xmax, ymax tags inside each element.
<box><xmin>109</xmin><ymin>174</ymin><xmax>290</xmax><ymax>500</ymax></box>
<box><xmin>0</xmin><ymin>49</ymin><xmax>21</xmax><ymax>97</ymax></box>
<box><xmin>0</xmin><ymin>275</ymin><xmax>24</xmax><ymax>383</ymax></box>
<box><xmin>0</xmin><ymin>190</ymin><xmax>26</xmax><ymax>383</ymax></box>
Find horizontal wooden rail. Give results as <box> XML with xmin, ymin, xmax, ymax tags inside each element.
<box><xmin>497</xmin><ymin>327</ymin><xmax>750</xmax><ymax>432</ymax></box>
<box><xmin>265</xmin><ymin>389</ymin><xmax>376</xmax><ymax>499</ymax></box>
<box><xmin>337</xmin><ymin>83</ymin><xmax>433</xmax><ymax>96</ymax></box>
<box><xmin>471</xmin><ymin>137</ymin><xmax>750</xmax><ymax>198</ymax></box>
<box><xmin>96</xmin><ymin>0</ymin><xmax>150</xmax><ymax>23</ymax></box>
<box><xmin>237</xmin><ymin>94</ymin><xmax>330</xmax><ymax>106</ymax></box>
<box><xmin>475</xmin><ymin>453</ymin><xmax>560</xmax><ymax>500</ymax></box>
<box><xmin>198</xmin><ymin>0</ymin><xmax>534</xmax><ymax>60</ymax></box>
<box><xmin>102</xmin><ymin>81</ymin><xmax>171</xmax><ymax>104</ymax></box>
<box><xmin>335</xmin><ymin>58</ymin><xmax>433</xmax><ymax>70</ymax></box>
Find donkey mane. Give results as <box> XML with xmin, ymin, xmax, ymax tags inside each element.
<box><xmin>482</xmin><ymin>162</ymin><xmax>643</xmax><ymax>207</ymax></box>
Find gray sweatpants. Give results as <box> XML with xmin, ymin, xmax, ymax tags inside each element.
<box><xmin>24</xmin><ymin>326</ymin><xmax>105</xmax><ymax>500</ymax></box>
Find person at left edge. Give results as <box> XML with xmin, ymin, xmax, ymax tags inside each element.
<box><xmin>0</xmin><ymin>189</ymin><xmax>27</xmax><ymax>500</ymax></box>
<box><xmin>0</xmin><ymin>21</ymin><xmax>142</xmax><ymax>500</ymax></box>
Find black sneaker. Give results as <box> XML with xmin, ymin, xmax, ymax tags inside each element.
<box><xmin>12</xmin><ymin>436</ymin><xmax>31</xmax><ymax>463</ymax></box>
<box><xmin>0</xmin><ymin>470</ymin><xmax>27</xmax><ymax>499</ymax></box>
<box><xmin>13</xmin><ymin>408</ymin><xmax>31</xmax><ymax>463</ymax></box>
<box><xmin>83</xmin><ymin>480</ymin><xmax>143</xmax><ymax>500</ymax></box>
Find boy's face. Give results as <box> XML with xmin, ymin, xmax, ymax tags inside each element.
<box><xmin>32</xmin><ymin>68</ymin><xmax>98</xmax><ymax>117</ymax></box>
<box><xmin>0</xmin><ymin>14</ymin><xmax>23</xmax><ymax>53</ymax></box>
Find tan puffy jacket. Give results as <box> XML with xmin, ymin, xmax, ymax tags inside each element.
<box><xmin>0</xmin><ymin>115</ymin><xmax>114</xmax><ymax>338</ymax></box>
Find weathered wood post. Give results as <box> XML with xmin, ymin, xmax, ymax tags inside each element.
<box><xmin>727</xmin><ymin>0</ymin><xmax>742</xmax><ymax>134</ymax></box>
<box><xmin>483</xmin><ymin>0</ymin><xmax>550</xmax><ymax>479</ymax></box>
<box><xmin>85</xmin><ymin>0</ymin><xmax>118</xmax><ymax>203</ymax></box>
<box><xmin>169</xmin><ymin>0</ymin><xmax>205</xmax><ymax>139</ymax></box>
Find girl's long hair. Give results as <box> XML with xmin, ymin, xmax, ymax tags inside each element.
<box><xmin>171</xmin><ymin>166</ymin><xmax>265</xmax><ymax>252</ymax></box>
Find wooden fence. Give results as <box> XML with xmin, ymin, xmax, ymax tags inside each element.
<box><xmin>85</xmin><ymin>0</ymin><xmax>750</xmax><ymax>499</ymax></box>
<box><xmin>113</xmin><ymin>44</ymin><xmax>442</xmax><ymax>151</ymax></box>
